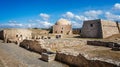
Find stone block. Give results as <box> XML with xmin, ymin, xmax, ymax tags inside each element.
<box><xmin>41</xmin><ymin>52</ymin><xmax>56</xmax><ymax>62</ymax></box>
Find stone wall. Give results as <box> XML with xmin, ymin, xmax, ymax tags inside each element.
<box><xmin>81</xmin><ymin>19</ymin><xmax>102</xmax><ymax>38</ymax></box>
<box><xmin>87</xmin><ymin>41</ymin><xmax>120</xmax><ymax>51</ymax></box>
<box><xmin>55</xmin><ymin>50</ymin><xmax>117</xmax><ymax>67</ymax></box>
<box><xmin>53</xmin><ymin>25</ymin><xmax>72</xmax><ymax>35</ymax></box>
<box><xmin>101</xmin><ymin>20</ymin><xmax>119</xmax><ymax>38</ymax></box>
<box><xmin>87</xmin><ymin>41</ymin><xmax>113</xmax><ymax>48</ymax></box>
<box><xmin>2</xmin><ymin>29</ymin><xmax>32</xmax><ymax>43</ymax></box>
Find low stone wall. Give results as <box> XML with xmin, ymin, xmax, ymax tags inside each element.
<box><xmin>87</xmin><ymin>41</ymin><xmax>120</xmax><ymax>51</ymax></box>
<box><xmin>87</xmin><ymin>41</ymin><xmax>113</xmax><ymax>48</ymax></box>
<box><xmin>55</xmin><ymin>50</ymin><xmax>118</xmax><ymax>67</ymax></box>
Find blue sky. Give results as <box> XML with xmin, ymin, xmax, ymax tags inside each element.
<box><xmin>0</xmin><ymin>0</ymin><xmax>120</xmax><ymax>28</ymax></box>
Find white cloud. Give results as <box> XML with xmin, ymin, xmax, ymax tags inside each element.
<box><xmin>40</xmin><ymin>13</ymin><xmax>50</xmax><ymax>20</ymax></box>
<box><xmin>84</xmin><ymin>10</ymin><xmax>103</xmax><ymax>19</ymax></box>
<box><xmin>63</xmin><ymin>11</ymin><xmax>74</xmax><ymax>19</ymax></box>
<box><xmin>63</xmin><ymin>11</ymin><xmax>88</xmax><ymax>21</ymax></box>
<box><xmin>28</xmin><ymin>19</ymin><xmax>34</xmax><ymax>22</ymax></box>
<box><xmin>105</xmin><ymin>12</ymin><xmax>120</xmax><ymax>21</ymax></box>
<box><xmin>0</xmin><ymin>23</ymin><xmax>24</xmax><ymax>28</ymax></box>
<box><xmin>62</xmin><ymin>11</ymin><xmax>88</xmax><ymax>28</ymax></box>
<box><xmin>74</xmin><ymin>15</ymin><xmax>88</xmax><ymax>21</ymax></box>
<box><xmin>42</xmin><ymin>21</ymin><xmax>53</xmax><ymax>28</ymax></box>
<box><xmin>8</xmin><ymin>20</ymin><xmax>17</xmax><ymax>23</ymax></box>
<box><xmin>71</xmin><ymin>21</ymin><xmax>82</xmax><ymax>28</ymax></box>
<box><xmin>38</xmin><ymin>21</ymin><xmax>53</xmax><ymax>28</ymax></box>
<box><xmin>31</xmin><ymin>19</ymin><xmax>53</xmax><ymax>28</ymax></box>
<box><xmin>9</xmin><ymin>23</ymin><xmax>23</xmax><ymax>27</ymax></box>
<box><xmin>114</xmin><ymin>3</ymin><xmax>120</xmax><ymax>10</ymax></box>
<box><xmin>27</xmin><ymin>19</ymin><xmax>53</xmax><ymax>28</ymax></box>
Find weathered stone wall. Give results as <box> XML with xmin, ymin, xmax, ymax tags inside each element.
<box><xmin>20</xmin><ymin>39</ymin><xmax>47</xmax><ymax>53</ymax></box>
<box><xmin>87</xmin><ymin>41</ymin><xmax>113</xmax><ymax>48</ymax></box>
<box><xmin>81</xmin><ymin>19</ymin><xmax>120</xmax><ymax>38</ymax></box>
<box><xmin>101</xmin><ymin>20</ymin><xmax>119</xmax><ymax>38</ymax></box>
<box><xmin>2</xmin><ymin>29</ymin><xmax>32</xmax><ymax>43</ymax></box>
<box><xmin>87</xmin><ymin>40</ymin><xmax>120</xmax><ymax>51</ymax></box>
<box><xmin>55</xmin><ymin>50</ymin><xmax>117</xmax><ymax>67</ymax></box>
<box><xmin>53</xmin><ymin>25</ymin><xmax>72</xmax><ymax>35</ymax></box>
<box><xmin>81</xmin><ymin>19</ymin><xmax>102</xmax><ymax>38</ymax></box>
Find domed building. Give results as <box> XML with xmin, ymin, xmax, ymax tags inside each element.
<box><xmin>53</xmin><ymin>18</ymin><xmax>72</xmax><ymax>35</ymax></box>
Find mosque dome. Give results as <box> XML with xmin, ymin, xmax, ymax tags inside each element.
<box><xmin>55</xmin><ymin>18</ymin><xmax>71</xmax><ymax>25</ymax></box>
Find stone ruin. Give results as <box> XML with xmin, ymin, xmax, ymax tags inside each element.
<box><xmin>87</xmin><ymin>40</ymin><xmax>120</xmax><ymax>51</ymax></box>
<box><xmin>0</xmin><ymin>29</ymin><xmax>32</xmax><ymax>44</ymax></box>
<box><xmin>52</xmin><ymin>18</ymin><xmax>72</xmax><ymax>35</ymax></box>
<box><xmin>81</xmin><ymin>19</ymin><xmax>120</xmax><ymax>38</ymax></box>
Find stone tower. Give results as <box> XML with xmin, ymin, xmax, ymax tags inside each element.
<box><xmin>81</xmin><ymin>19</ymin><xmax>120</xmax><ymax>38</ymax></box>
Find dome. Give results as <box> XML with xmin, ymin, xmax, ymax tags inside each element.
<box><xmin>55</xmin><ymin>18</ymin><xmax>71</xmax><ymax>25</ymax></box>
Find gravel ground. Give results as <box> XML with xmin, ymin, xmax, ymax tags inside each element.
<box><xmin>0</xmin><ymin>40</ymin><xmax>69</xmax><ymax>67</ymax></box>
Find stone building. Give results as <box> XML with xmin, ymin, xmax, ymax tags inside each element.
<box><xmin>81</xmin><ymin>19</ymin><xmax>120</xmax><ymax>38</ymax></box>
<box><xmin>53</xmin><ymin>18</ymin><xmax>72</xmax><ymax>35</ymax></box>
<box><xmin>0</xmin><ymin>29</ymin><xmax>32</xmax><ymax>43</ymax></box>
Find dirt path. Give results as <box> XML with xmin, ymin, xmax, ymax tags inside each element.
<box><xmin>0</xmin><ymin>40</ymin><xmax>68</xmax><ymax>67</ymax></box>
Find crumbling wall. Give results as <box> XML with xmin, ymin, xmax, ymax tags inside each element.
<box><xmin>87</xmin><ymin>41</ymin><xmax>120</xmax><ymax>51</ymax></box>
<box><xmin>55</xmin><ymin>50</ymin><xmax>118</xmax><ymax>67</ymax></box>
<box><xmin>2</xmin><ymin>29</ymin><xmax>32</xmax><ymax>43</ymax></box>
<box><xmin>20</xmin><ymin>39</ymin><xmax>47</xmax><ymax>53</ymax></box>
<box><xmin>101</xmin><ymin>20</ymin><xmax>119</xmax><ymax>38</ymax></box>
<box><xmin>87</xmin><ymin>41</ymin><xmax>113</xmax><ymax>48</ymax></box>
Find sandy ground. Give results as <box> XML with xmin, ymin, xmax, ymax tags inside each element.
<box><xmin>0</xmin><ymin>40</ymin><xmax>69</xmax><ymax>67</ymax></box>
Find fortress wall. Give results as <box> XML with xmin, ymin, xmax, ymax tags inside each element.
<box><xmin>81</xmin><ymin>19</ymin><xmax>102</xmax><ymax>38</ymax></box>
<box><xmin>101</xmin><ymin>20</ymin><xmax>119</xmax><ymax>38</ymax></box>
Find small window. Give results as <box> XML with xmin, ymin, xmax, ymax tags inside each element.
<box><xmin>16</xmin><ymin>35</ymin><xmax>18</xmax><ymax>37</ymax></box>
<box><xmin>20</xmin><ymin>35</ymin><xmax>22</xmax><ymax>37</ymax></box>
<box><xmin>55</xmin><ymin>31</ymin><xmax>57</xmax><ymax>33</ymax></box>
<box><xmin>61</xmin><ymin>31</ymin><xmax>63</xmax><ymax>33</ymax></box>
<box><xmin>90</xmin><ymin>24</ymin><xmax>93</xmax><ymax>27</ymax></box>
